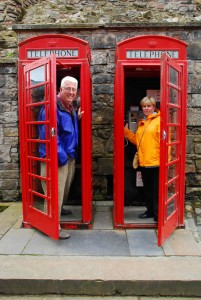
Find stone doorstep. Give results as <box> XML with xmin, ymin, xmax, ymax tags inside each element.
<box><xmin>0</xmin><ymin>256</ymin><xmax>201</xmax><ymax>296</ymax></box>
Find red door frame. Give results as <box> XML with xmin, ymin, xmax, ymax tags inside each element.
<box><xmin>22</xmin><ymin>55</ymin><xmax>59</xmax><ymax>239</ymax></box>
<box><xmin>113</xmin><ymin>35</ymin><xmax>187</xmax><ymax>245</ymax></box>
<box><xmin>158</xmin><ymin>54</ymin><xmax>188</xmax><ymax>246</ymax></box>
<box><xmin>18</xmin><ymin>34</ymin><xmax>92</xmax><ymax>238</ymax></box>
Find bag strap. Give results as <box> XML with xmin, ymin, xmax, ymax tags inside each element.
<box><xmin>137</xmin><ymin>119</ymin><xmax>152</xmax><ymax>151</ymax></box>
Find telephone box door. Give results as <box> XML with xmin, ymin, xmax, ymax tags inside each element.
<box><xmin>21</xmin><ymin>54</ymin><xmax>59</xmax><ymax>239</ymax></box>
<box><xmin>158</xmin><ymin>53</ymin><xmax>186</xmax><ymax>246</ymax></box>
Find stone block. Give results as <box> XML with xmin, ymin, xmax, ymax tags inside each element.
<box><xmin>195</xmin><ymin>143</ymin><xmax>201</xmax><ymax>154</ymax></box>
<box><xmin>188</xmin><ymin>74</ymin><xmax>201</xmax><ymax>93</ymax></box>
<box><xmin>93</xmin><ymin>84</ymin><xmax>113</xmax><ymax>95</ymax></box>
<box><xmin>188</xmin><ymin>42</ymin><xmax>201</xmax><ymax>59</ymax></box>
<box><xmin>187</xmin><ymin>108</ymin><xmax>201</xmax><ymax>126</ymax></box>
<box><xmin>186</xmin><ymin>135</ymin><xmax>194</xmax><ymax>154</ymax></box>
<box><xmin>92</xmin><ymin>34</ymin><xmax>116</xmax><ymax>49</ymax></box>
<box><xmin>98</xmin><ymin>158</ymin><xmax>113</xmax><ymax>175</ymax></box>
<box><xmin>91</xmin><ymin>51</ymin><xmax>107</xmax><ymax>65</ymax></box>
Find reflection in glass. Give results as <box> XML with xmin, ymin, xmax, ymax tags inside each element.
<box><xmin>30</xmin><ymin>193</ymin><xmax>46</xmax><ymax>213</ymax></box>
<box><xmin>168</xmin><ymin>126</ymin><xmax>178</xmax><ymax>143</ymax></box>
<box><xmin>167</xmin><ymin>145</ymin><xmax>177</xmax><ymax>162</ymax></box>
<box><xmin>27</xmin><ymin>141</ymin><xmax>40</xmax><ymax>159</ymax></box>
<box><xmin>28</xmin><ymin>104</ymin><xmax>46</xmax><ymax>122</ymax></box>
<box><xmin>168</xmin><ymin>180</ymin><xmax>176</xmax><ymax>198</ymax></box>
<box><xmin>167</xmin><ymin>199</ymin><xmax>175</xmax><ymax>217</ymax></box>
<box><xmin>30</xmin><ymin>86</ymin><xmax>45</xmax><ymax>103</ymax></box>
<box><xmin>168</xmin><ymin>107</ymin><xmax>178</xmax><ymax>124</ymax></box>
<box><xmin>170</xmin><ymin>67</ymin><xmax>178</xmax><ymax>86</ymax></box>
<box><xmin>167</xmin><ymin>163</ymin><xmax>177</xmax><ymax>181</ymax></box>
<box><xmin>40</xmin><ymin>162</ymin><xmax>51</xmax><ymax>215</ymax></box>
<box><xmin>169</xmin><ymin>87</ymin><xmax>179</xmax><ymax>105</ymax></box>
<box><xmin>27</xmin><ymin>124</ymin><xmax>40</xmax><ymax>140</ymax></box>
<box><xmin>30</xmin><ymin>66</ymin><xmax>45</xmax><ymax>85</ymax></box>
<box><xmin>28</xmin><ymin>160</ymin><xmax>51</xmax><ymax>215</ymax></box>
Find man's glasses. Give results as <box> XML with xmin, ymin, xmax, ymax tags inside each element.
<box><xmin>63</xmin><ymin>87</ymin><xmax>77</xmax><ymax>93</ymax></box>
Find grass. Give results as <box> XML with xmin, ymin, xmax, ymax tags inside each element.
<box><xmin>0</xmin><ymin>205</ymin><xmax>9</xmax><ymax>213</ymax></box>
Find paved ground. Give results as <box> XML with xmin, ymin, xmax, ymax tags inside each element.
<box><xmin>0</xmin><ymin>297</ymin><xmax>200</xmax><ymax>299</ymax></box>
<box><xmin>0</xmin><ymin>297</ymin><xmax>201</xmax><ymax>299</ymax></box>
<box><xmin>0</xmin><ymin>202</ymin><xmax>201</xmax><ymax>297</ymax></box>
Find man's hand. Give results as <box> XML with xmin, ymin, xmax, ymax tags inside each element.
<box><xmin>78</xmin><ymin>107</ymin><xmax>84</xmax><ymax>120</ymax></box>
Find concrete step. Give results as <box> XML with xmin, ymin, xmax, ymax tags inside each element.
<box><xmin>0</xmin><ymin>255</ymin><xmax>201</xmax><ymax>296</ymax></box>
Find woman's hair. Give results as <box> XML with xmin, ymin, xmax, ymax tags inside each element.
<box><xmin>140</xmin><ymin>96</ymin><xmax>156</xmax><ymax>107</ymax></box>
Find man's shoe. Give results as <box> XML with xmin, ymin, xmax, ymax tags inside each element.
<box><xmin>61</xmin><ymin>208</ymin><xmax>72</xmax><ymax>215</ymax></box>
<box><xmin>138</xmin><ymin>211</ymin><xmax>154</xmax><ymax>219</ymax></box>
<box><xmin>59</xmin><ymin>230</ymin><xmax>70</xmax><ymax>240</ymax></box>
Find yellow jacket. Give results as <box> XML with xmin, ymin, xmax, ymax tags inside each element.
<box><xmin>124</xmin><ymin>111</ymin><xmax>160</xmax><ymax>167</ymax></box>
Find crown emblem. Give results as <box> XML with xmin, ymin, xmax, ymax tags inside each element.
<box><xmin>148</xmin><ymin>40</ymin><xmax>158</xmax><ymax>48</ymax></box>
<box><xmin>48</xmin><ymin>40</ymin><xmax>58</xmax><ymax>47</ymax></box>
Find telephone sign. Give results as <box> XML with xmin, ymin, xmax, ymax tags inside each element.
<box><xmin>126</xmin><ymin>50</ymin><xmax>179</xmax><ymax>59</ymax></box>
<box><xmin>27</xmin><ymin>49</ymin><xmax>79</xmax><ymax>59</ymax></box>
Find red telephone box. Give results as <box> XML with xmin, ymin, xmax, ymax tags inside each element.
<box><xmin>113</xmin><ymin>35</ymin><xmax>188</xmax><ymax>246</ymax></box>
<box><xmin>18</xmin><ymin>34</ymin><xmax>92</xmax><ymax>239</ymax></box>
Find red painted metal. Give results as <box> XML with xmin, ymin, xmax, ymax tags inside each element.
<box><xmin>114</xmin><ymin>35</ymin><xmax>187</xmax><ymax>245</ymax></box>
<box><xmin>18</xmin><ymin>34</ymin><xmax>92</xmax><ymax>238</ymax></box>
<box><xmin>21</xmin><ymin>55</ymin><xmax>59</xmax><ymax>239</ymax></box>
<box><xmin>116</xmin><ymin>35</ymin><xmax>187</xmax><ymax>61</ymax></box>
<box><xmin>158</xmin><ymin>54</ymin><xmax>187</xmax><ymax>246</ymax></box>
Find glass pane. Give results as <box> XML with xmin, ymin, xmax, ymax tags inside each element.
<box><xmin>28</xmin><ymin>161</ymin><xmax>51</xmax><ymax>215</ymax></box>
<box><xmin>29</xmin><ymin>193</ymin><xmax>47</xmax><ymax>213</ymax></box>
<box><xmin>167</xmin><ymin>199</ymin><xmax>176</xmax><ymax>217</ymax></box>
<box><xmin>168</xmin><ymin>144</ymin><xmax>177</xmax><ymax>162</ymax></box>
<box><xmin>169</xmin><ymin>126</ymin><xmax>179</xmax><ymax>143</ymax></box>
<box><xmin>28</xmin><ymin>104</ymin><xmax>47</xmax><ymax>122</ymax></box>
<box><xmin>30</xmin><ymin>66</ymin><xmax>45</xmax><ymax>85</ymax></box>
<box><xmin>170</xmin><ymin>67</ymin><xmax>178</xmax><ymax>86</ymax></box>
<box><xmin>27</xmin><ymin>141</ymin><xmax>40</xmax><ymax>159</ymax></box>
<box><xmin>168</xmin><ymin>107</ymin><xmax>178</xmax><ymax>124</ymax></box>
<box><xmin>169</xmin><ymin>87</ymin><xmax>179</xmax><ymax>105</ymax></box>
<box><xmin>168</xmin><ymin>180</ymin><xmax>176</xmax><ymax>198</ymax></box>
<box><xmin>30</xmin><ymin>86</ymin><xmax>45</xmax><ymax>103</ymax></box>
<box><xmin>167</xmin><ymin>163</ymin><xmax>177</xmax><ymax>181</ymax></box>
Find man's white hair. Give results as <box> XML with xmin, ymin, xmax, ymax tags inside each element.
<box><xmin>61</xmin><ymin>76</ymin><xmax>78</xmax><ymax>89</ymax></box>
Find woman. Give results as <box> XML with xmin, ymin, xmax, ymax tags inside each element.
<box><xmin>124</xmin><ymin>96</ymin><xmax>160</xmax><ymax>222</ymax></box>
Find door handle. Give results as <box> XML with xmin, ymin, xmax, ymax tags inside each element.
<box><xmin>51</xmin><ymin>127</ymin><xmax>56</xmax><ymax>137</ymax></box>
<box><xmin>162</xmin><ymin>130</ymin><xmax>167</xmax><ymax>140</ymax></box>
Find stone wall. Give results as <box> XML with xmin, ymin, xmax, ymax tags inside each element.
<box><xmin>0</xmin><ymin>61</ymin><xmax>19</xmax><ymax>201</ymax></box>
<box><xmin>0</xmin><ymin>0</ymin><xmax>201</xmax><ymax>202</ymax></box>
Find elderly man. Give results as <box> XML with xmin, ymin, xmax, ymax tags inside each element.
<box><xmin>39</xmin><ymin>76</ymin><xmax>84</xmax><ymax>239</ymax></box>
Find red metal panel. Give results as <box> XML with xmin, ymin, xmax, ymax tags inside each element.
<box><xmin>116</xmin><ymin>35</ymin><xmax>187</xmax><ymax>61</ymax></box>
<box><xmin>158</xmin><ymin>54</ymin><xmax>186</xmax><ymax>246</ymax></box>
<box><xmin>113</xmin><ymin>61</ymin><xmax>125</xmax><ymax>226</ymax></box>
<box><xmin>19</xmin><ymin>34</ymin><xmax>91</xmax><ymax>61</ymax></box>
<box><xmin>21</xmin><ymin>54</ymin><xmax>59</xmax><ymax>239</ymax></box>
<box><xmin>80</xmin><ymin>61</ymin><xmax>92</xmax><ymax>224</ymax></box>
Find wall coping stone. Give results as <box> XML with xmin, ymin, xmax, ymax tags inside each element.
<box><xmin>0</xmin><ymin>58</ymin><xmax>16</xmax><ymax>64</ymax></box>
<box><xmin>12</xmin><ymin>22</ymin><xmax>201</xmax><ymax>31</ymax></box>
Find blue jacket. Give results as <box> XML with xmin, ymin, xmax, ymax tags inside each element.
<box><xmin>38</xmin><ymin>99</ymin><xmax>79</xmax><ymax>166</ymax></box>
